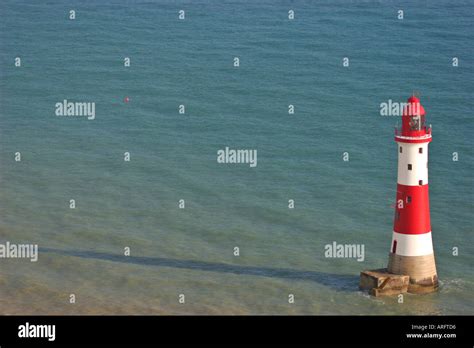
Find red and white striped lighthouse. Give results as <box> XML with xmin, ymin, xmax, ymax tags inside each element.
<box><xmin>387</xmin><ymin>95</ymin><xmax>438</xmax><ymax>293</ymax></box>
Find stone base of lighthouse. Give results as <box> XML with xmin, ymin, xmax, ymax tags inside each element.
<box><xmin>360</xmin><ymin>253</ymin><xmax>438</xmax><ymax>297</ymax></box>
<box><xmin>387</xmin><ymin>252</ymin><xmax>438</xmax><ymax>294</ymax></box>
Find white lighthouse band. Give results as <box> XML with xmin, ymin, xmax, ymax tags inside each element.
<box><xmin>390</xmin><ymin>231</ymin><xmax>434</xmax><ymax>257</ymax></box>
<box><xmin>397</xmin><ymin>141</ymin><xmax>429</xmax><ymax>186</ymax></box>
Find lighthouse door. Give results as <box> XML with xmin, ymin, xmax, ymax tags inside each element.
<box><xmin>392</xmin><ymin>240</ymin><xmax>397</xmax><ymax>254</ymax></box>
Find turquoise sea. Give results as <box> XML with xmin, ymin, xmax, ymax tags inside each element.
<box><xmin>0</xmin><ymin>0</ymin><xmax>473</xmax><ymax>314</ymax></box>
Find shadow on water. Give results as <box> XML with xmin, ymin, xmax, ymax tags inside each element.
<box><xmin>40</xmin><ymin>247</ymin><xmax>359</xmax><ymax>292</ymax></box>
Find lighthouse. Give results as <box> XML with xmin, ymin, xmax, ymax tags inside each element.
<box><xmin>387</xmin><ymin>95</ymin><xmax>438</xmax><ymax>293</ymax></box>
<box><xmin>360</xmin><ymin>95</ymin><xmax>438</xmax><ymax>296</ymax></box>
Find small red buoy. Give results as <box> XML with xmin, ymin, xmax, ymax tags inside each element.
<box><xmin>124</xmin><ymin>96</ymin><xmax>130</xmax><ymax>103</ymax></box>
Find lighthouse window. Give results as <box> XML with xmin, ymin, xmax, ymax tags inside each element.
<box><xmin>407</xmin><ymin>196</ymin><xmax>412</xmax><ymax>203</ymax></box>
<box><xmin>396</xmin><ymin>211</ymin><xmax>400</xmax><ymax>220</ymax></box>
<box><xmin>399</xmin><ymin>146</ymin><xmax>403</xmax><ymax>153</ymax></box>
<box><xmin>419</xmin><ymin>147</ymin><xmax>423</xmax><ymax>154</ymax></box>
<box><xmin>419</xmin><ymin>180</ymin><xmax>423</xmax><ymax>185</ymax></box>
<box><xmin>408</xmin><ymin>164</ymin><xmax>412</xmax><ymax>170</ymax></box>
<box><xmin>409</xmin><ymin>116</ymin><xmax>421</xmax><ymax>131</ymax></box>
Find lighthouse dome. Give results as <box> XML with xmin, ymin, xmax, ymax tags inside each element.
<box><xmin>403</xmin><ymin>96</ymin><xmax>425</xmax><ymax>117</ymax></box>
<box><xmin>398</xmin><ymin>95</ymin><xmax>430</xmax><ymax>140</ymax></box>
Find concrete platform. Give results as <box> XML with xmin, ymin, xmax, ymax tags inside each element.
<box><xmin>359</xmin><ymin>269</ymin><xmax>409</xmax><ymax>297</ymax></box>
